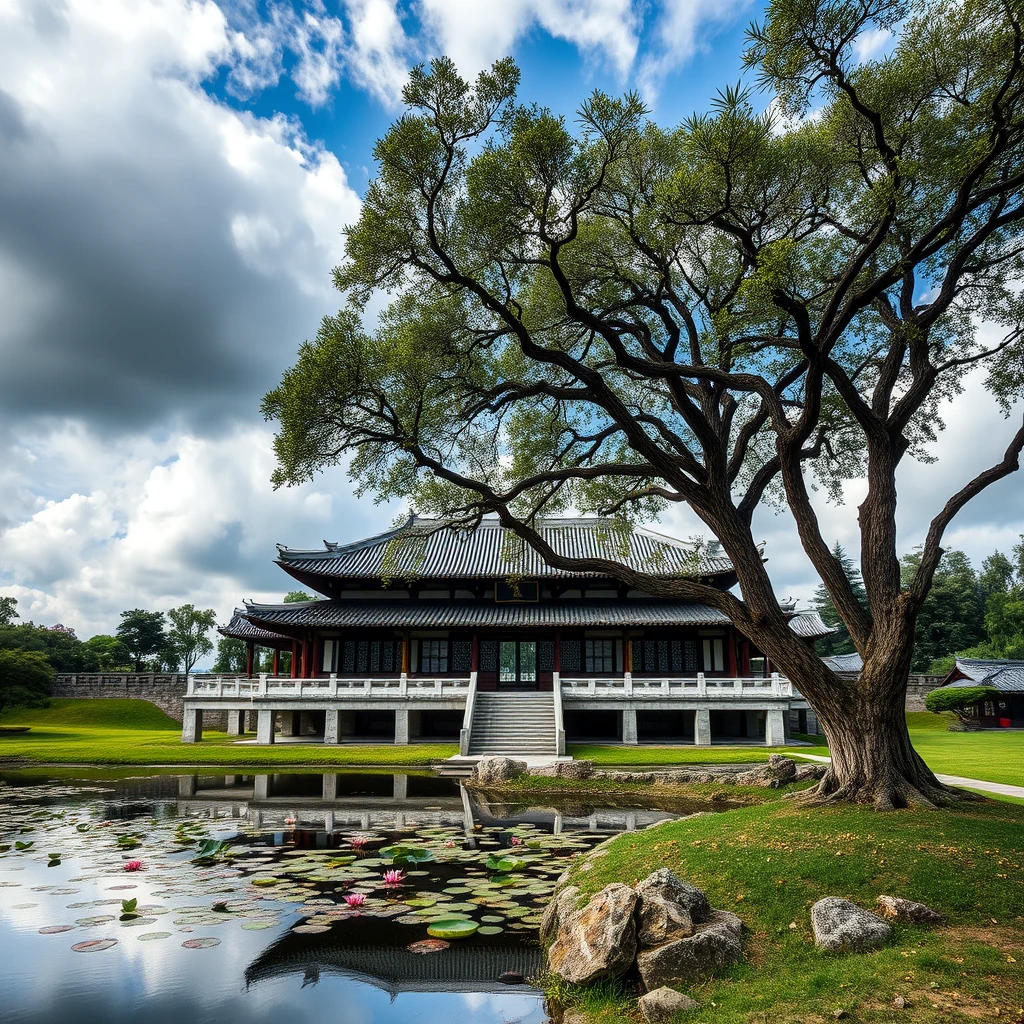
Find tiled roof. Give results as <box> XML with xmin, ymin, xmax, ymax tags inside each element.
<box><xmin>821</xmin><ymin>652</ymin><xmax>863</xmax><ymax>674</ymax></box>
<box><xmin>276</xmin><ymin>516</ymin><xmax>736</xmax><ymax>582</ymax></box>
<box><xmin>244</xmin><ymin>599</ymin><xmax>834</xmax><ymax>638</ymax></box>
<box><xmin>219</xmin><ymin>610</ymin><xmax>292</xmax><ymax>645</ymax></box>
<box><xmin>947</xmin><ymin>658</ymin><xmax>1024</xmax><ymax>692</ymax></box>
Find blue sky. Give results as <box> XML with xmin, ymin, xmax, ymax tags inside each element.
<box><xmin>0</xmin><ymin>0</ymin><xmax>1019</xmax><ymax>643</ymax></box>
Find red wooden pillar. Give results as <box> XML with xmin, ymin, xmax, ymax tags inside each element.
<box><xmin>291</xmin><ymin>641</ymin><xmax>298</xmax><ymax>678</ymax></box>
<box><xmin>726</xmin><ymin>631</ymin><xmax>738</xmax><ymax>676</ymax></box>
<box><xmin>245</xmin><ymin>641</ymin><xmax>254</xmax><ymax>677</ymax></box>
<box><xmin>554</xmin><ymin>630</ymin><xmax>562</xmax><ymax>673</ymax></box>
<box><xmin>272</xmin><ymin>648</ymin><xmax>280</xmax><ymax>676</ymax></box>
<box><xmin>401</xmin><ymin>632</ymin><xmax>411</xmax><ymax>674</ymax></box>
<box><xmin>740</xmin><ymin>640</ymin><xmax>751</xmax><ymax>676</ymax></box>
<box><xmin>623</xmin><ymin>631</ymin><xmax>632</xmax><ymax>674</ymax></box>
<box><xmin>471</xmin><ymin>633</ymin><xmax>479</xmax><ymax>673</ymax></box>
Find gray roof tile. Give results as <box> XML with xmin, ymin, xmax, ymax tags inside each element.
<box><xmin>219</xmin><ymin>610</ymin><xmax>292</xmax><ymax>644</ymax></box>
<box><xmin>948</xmin><ymin>658</ymin><xmax>1024</xmax><ymax>692</ymax></box>
<box><xmin>277</xmin><ymin>516</ymin><xmax>736</xmax><ymax>582</ymax></box>
<box><xmin>244</xmin><ymin>599</ymin><xmax>833</xmax><ymax>638</ymax></box>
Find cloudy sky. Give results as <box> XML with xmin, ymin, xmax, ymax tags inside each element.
<box><xmin>1</xmin><ymin>0</ymin><xmax>1021</xmax><ymax>651</ymax></box>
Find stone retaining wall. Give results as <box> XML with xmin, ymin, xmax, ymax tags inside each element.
<box><xmin>52</xmin><ymin>673</ymin><xmax>234</xmax><ymax>728</ymax></box>
<box><xmin>905</xmin><ymin>674</ymin><xmax>946</xmax><ymax>712</ymax></box>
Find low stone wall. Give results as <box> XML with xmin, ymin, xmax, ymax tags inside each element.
<box><xmin>52</xmin><ymin>673</ymin><xmax>234</xmax><ymax>727</ymax></box>
<box><xmin>906</xmin><ymin>674</ymin><xmax>946</xmax><ymax>712</ymax></box>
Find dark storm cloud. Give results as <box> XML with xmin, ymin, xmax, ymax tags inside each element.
<box><xmin>0</xmin><ymin>116</ymin><xmax>338</xmax><ymax>437</ymax></box>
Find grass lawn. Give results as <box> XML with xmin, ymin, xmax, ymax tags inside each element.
<box><xmin>0</xmin><ymin>699</ymin><xmax>456</xmax><ymax>766</ymax></box>
<box><xmin>549</xmin><ymin>797</ymin><xmax>1024</xmax><ymax>1024</ymax></box>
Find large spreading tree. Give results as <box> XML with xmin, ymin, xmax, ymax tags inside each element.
<box><xmin>264</xmin><ymin>0</ymin><xmax>1024</xmax><ymax>809</ymax></box>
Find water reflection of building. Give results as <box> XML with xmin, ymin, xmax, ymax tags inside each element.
<box><xmin>183</xmin><ymin>517</ymin><xmax>833</xmax><ymax>754</ymax></box>
<box><xmin>174</xmin><ymin>772</ymin><xmax>678</xmax><ymax>835</ymax></box>
<box><xmin>245</xmin><ymin>920</ymin><xmax>545</xmax><ymax>997</ymax></box>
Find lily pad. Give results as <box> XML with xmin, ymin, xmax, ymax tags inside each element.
<box><xmin>38</xmin><ymin>925</ymin><xmax>75</xmax><ymax>934</ymax></box>
<box><xmin>426</xmin><ymin>919</ymin><xmax>479</xmax><ymax>939</ymax></box>
<box><xmin>182</xmin><ymin>937</ymin><xmax>221</xmax><ymax>948</ymax></box>
<box><xmin>138</xmin><ymin>932</ymin><xmax>172</xmax><ymax>941</ymax></box>
<box><xmin>408</xmin><ymin>938</ymin><xmax>450</xmax><ymax>954</ymax></box>
<box><xmin>71</xmin><ymin>939</ymin><xmax>117</xmax><ymax>952</ymax></box>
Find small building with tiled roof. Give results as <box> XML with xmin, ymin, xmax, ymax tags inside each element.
<box><xmin>184</xmin><ymin>516</ymin><xmax>834</xmax><ymax>754</ymax></box>
<box><xmin>937</xmin><ymin>658</ymin><xmax>1024</xmax><ymax>728</ymax></box>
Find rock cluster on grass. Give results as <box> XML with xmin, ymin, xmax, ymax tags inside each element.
<box><xmin>467</xmin><ymin>755</ymin><xmax>825</xmax><ymax>791</ymax></box>
<box><xmin>638</xmin><ymin>987</ymin><xmax>700</xmax><ymax>1022</ymax></box>
<box><xmin>545</xmin><ymin>868</ymin><xmax>742</xmax><ymax>994</ymax></box>
<box><xmin>875</xmin><ymin>895</ymin><xmax>943</xmax><ymax>923</ymax></box>
<box><xmin>810</xmin><ymin>897</ymin><xmax>894</xmax><ymax>952</ymax></box>
<box><xmin>468</xmin><ymin>756</ymin><xmax>527</xmax><ymax>786</ymax></box>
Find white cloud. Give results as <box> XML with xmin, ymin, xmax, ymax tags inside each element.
<box><xmin>638</xmin><ymin>0</ymin><xmax>752</xmax><ymax>102</ymax></box>
<box><xmin>854</xmin><ymin>26</ymin><xmax>892</xmax><ymax>63</ymax></box>
<box><xmin>418</xmin><ymin>0</ymin><xmax>638</xmax><ymax>78</ymax></box>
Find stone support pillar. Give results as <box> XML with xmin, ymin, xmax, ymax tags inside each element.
<box><xmin>280</xmin><ymin>711</ymin><xmax>296</xmax><ymax>736</ymax></box>
<box><xmin>765</xmin><ymin>708</ymin><xmax>786</xmax><ymax>747</ymax></box>
<box><xmin>695</xmin><ymin>708</ymin><xmax>712</xmax><ymax>746</ymax></box>
<box><xmin>182</xmin><ymin>707</ymin><xmax>202</xmax><ymax>743</ymax></box>
<box><xmin>256</xmin><ymin>709</ymin><xmax>276</xmax><ymax>745</ymax></box>
<box><xmin>322</xmin><ymin>773</ymin><xmax>338</xmax><ymax>800</ymax></box>
<box><xmin>226</xmin><ymin>709</ymin><xmax>244</xmax><ymax>736</ymax></box>
<box><xmin>324</xmin><ymin>709</ymin><xmax>340</xmax><ymax>744</ymax></box>
<box><xmin>621</xmin><ymin>707</ymin><xmax>638</xmax><ymax>745</ymax></box>
<box><xmin>393</xmin><ymin>774</ymin><xmax>408</xmax><ymax>800</ymax></box>
<box><xmin>253</xmin><ymin>775</ymin><xmax>269</xmax><ymax>800</ymax></box>
<box><xmin>178</xmin><ymin>775</ymin><xmax>196</xmax><ymax>797</ymax></box>
<box><xmin>394</xmin><ymin>708</ymin><xmax>409</xmax><ymax>745</ymax></box>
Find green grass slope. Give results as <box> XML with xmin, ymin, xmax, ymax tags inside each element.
<box><xmin>552</xmin><ymin>798</ymin><xmax>1024</xmax><ymax>1024</ymax></box>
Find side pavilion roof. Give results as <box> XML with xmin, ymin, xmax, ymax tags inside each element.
<box><xmin>942</xmin><ymin>658</ymin><xmax>1024</xmax><ymax>692</ymax></box>
<box><xmin>276</xmin><ymin>515</ymin><xmax>738</xmax><ymax>588</ymax></box>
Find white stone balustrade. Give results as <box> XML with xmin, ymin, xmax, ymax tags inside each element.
<box><xmin>186</xmin><ymin>675</ymin><xmax>472</xmax><ymax>699</ymax></box>
<box><xmin>559</xmin><ymin>672</ymin><xmax>791</xmax><ymax>698</ymax></box>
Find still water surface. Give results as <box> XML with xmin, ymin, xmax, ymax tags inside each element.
<box><xmin>0</xmin><ymin>769</ymin><xmax>691</xmax><ymax>1024</ymax></box>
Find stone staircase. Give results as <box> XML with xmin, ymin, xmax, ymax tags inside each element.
<box><xmin>467</xmin><ymin>692</ymin><xmax>558</xmax><ymax>756</ymax></box>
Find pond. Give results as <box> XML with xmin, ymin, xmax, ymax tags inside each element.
<box><xmin>0</xmin><ymin>769</ymin><xmax>704</xmax><ymax>1023</ymax></box>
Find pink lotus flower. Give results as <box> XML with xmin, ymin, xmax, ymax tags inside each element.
<box><xmin>122</xmin><ymin>860</ymin><xmax>143</xmax><ymax>872</ymax></box>
<box><xmin>348</xmin><ymin>835</ymin><xmax>368</xmax><ymax>849</ymax></box>
<box><xmin>510</xmin><ymin>836</ymin><xmax>524</xmax><ymax>846</ymax></box>
<box><xmin>344</xmin><ymin>893</ymin><xmax>366</xmax><ymax>907</ymax></box>
<box><xmin>382</xmin><ymin>869</ymin><xmax>405</xmax><ymax>886</ymax></box>
<box><xmin>443</xmin><ymin>839</ymin><xmax>456</xmax><ymax>848</ymax></box>
<box><xmin>284</xmin><ymin>816</ymin><xmax>297</xmax><ymax>825</ymax></box>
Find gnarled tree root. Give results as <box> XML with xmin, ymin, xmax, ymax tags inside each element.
<box><xmin>792</xmin><ymin>769</ymin><xmax>983</xmax><ymax>811</ymax></box>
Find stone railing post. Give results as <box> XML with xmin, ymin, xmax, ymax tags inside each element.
<box><xmin>624</xmin><ymin>671</ymin><xmax>632</xmax><ymax>696</ymax></box>
<box><xmin>696</xmin><ymin>672</ymin><xmax>706</xmax><ymax>696</ymax></box>
<box><xmin>329</xmin><ymin>673</ymin><xmax>338</xmax><ymax>696</ymax></box>
<box><xmin>771</xmin><ymin>671</ymin><xmax>781</xmax><ymax>696</ymax></box>
<box><xmin>258</xmin><ymin>672</ymin><xmax>268</xmax><ymax>696</ymax></box>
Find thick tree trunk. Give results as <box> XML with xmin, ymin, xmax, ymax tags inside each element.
<box><xmin>808</xmin><ymin>690</ymin><xmax>960</xmax><ymax>809</ymax></box>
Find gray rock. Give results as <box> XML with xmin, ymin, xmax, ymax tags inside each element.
<box><xmin>531</xmin><ymin>760</ymin><xmax>595</xmax><ymax>780</ymax></box>
<box><xmin>547</xmin><ymin>883</ymin><xmax>638</xmax><ymax>984</ymax></box>
<box><xmin>635</xmin><ymin>868</ymin><xmax>711</xmax><ymax>925</ymax></box>
<box><xmin>636</xmin><ymin>910</ymin><xmax>743</xmax><ymax>988</ymax></box>
<box><xmin>734</xmin><ymin>755</ymin><xmax>798</xmax><ymax>788</ymax></box>
<box><xmin>636</xmin><ymin>893</ymin><xmax>694</xmax><ymax>948</ymax></box>
<box><xmin>794</xmin><ymin>763</ymin><xmax>828</xmax><ymax>782</ymax></box>
<box><xmin>811</xmin><ymin>897</ymin><xmax>893</xmax><ymax>952</ymax></box>
<box><xmin>540</xmin><ymin>885</ymin><xmax>581</xmax><ymax>943</ymax></box>
<box><xmin>638</xmin><ymin>987</ymin><xmax>700</xmax><ymax>1022</ymax></box>
<box><xmin>470</xmin><ymin>756</ymin><xmax>528</xmax><ymax>786</ymax></box>
<box><xmin>875</xmin><ymin>895</ymin><xmax>943</xmax><ymax>924</ymax></box>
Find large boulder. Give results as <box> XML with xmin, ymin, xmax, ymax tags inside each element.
<box><xmin>794</xmin><ymin>763</ymin><xmax>828</xmax><ymax>782</ymax></box>
<box><xmin>470</xmin><ymin>757</ymin><xmax>527</xmax><ymax>787</ymax></box>
<box><xmin>635</xmin><ymin>868</ymin><xmax>711</xmax><ymax>925</ymax></box>
<box><xmin>636</xmin><ymin>910</ymin><xmax>744</xmax><ymax>989</ymax></box>
<box><xmin>540</xmin><ymin>884</ymin><xmax>581</xmax><ymax>943</ymax></box>
<box><xmin>636</xmin><ymin>893</ymin><xmax>694</xmax><ymax>948</ymax></box>
<box><xmin>531</xmin><ymin>760</ymin><xmax>595</xmax><ymax>781</ymax></box>
<box><xmin>638</xmin><ymin>987</ymin><xmax>700</xmax><ymax>1022</ymax></box>
<box><xmin>547</xmin><ymin>883</ymin><xmax>638</xmax><ymax>984</ymax></box>
<box><xmin>735</xmin><ymin>755</ymin><xmax>798</xmax><ymax>787</ymax></box>
<box><xmin>811</xmin><ymin>898</ymin><xmax>894</xmax><ymax>952</ymax></box>
<box><xmin>875</xmin><ymin>895</ymin><xmax>943</xmax><ymax>924</ymax></box>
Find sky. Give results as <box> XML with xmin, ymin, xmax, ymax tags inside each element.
<box><xmin>0</xmin><ymin>0</ymin><xmax>1022</xmax><ymax>649</ymax></box>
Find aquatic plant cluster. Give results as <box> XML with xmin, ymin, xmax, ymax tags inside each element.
<box><xmin>0</xmin><ymin>777</ymin><xmax>609</xmax><ymax>957</ymax></box>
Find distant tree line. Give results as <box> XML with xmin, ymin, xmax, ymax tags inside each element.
<box><xmin>812</xmin><ymin>538</ymin><xmax>1024</xmax><ymax>672</ymax></box>
<box><xmin>0</xmin><ymin>599</ymin><xmax>217</xmax><ymax>713</ymax></box>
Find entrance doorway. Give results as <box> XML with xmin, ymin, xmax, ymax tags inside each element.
<box><xmin>498</xmin><ymin>640</ymin><xmax>538</xmax><ymax>689</ymax></box>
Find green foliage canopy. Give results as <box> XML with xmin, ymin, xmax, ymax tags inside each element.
<box><xmin>116</xmin><ymin>610</ymin><xmax>168</xmax><ymax>672</ymax></box>
<box><xmin>165</xmin><ymin>604</ymin><xmax>217</xmax><ymax>676</ymax></box>
<box><xmin>924</xmin><ymin>685</ymin><xmax>1000</xmax><ymax>719</ymax></box>
<box><xmin>0</xmin><ymin>649</ymin><xmax>53</xmax><ymax>714</ymax></box>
